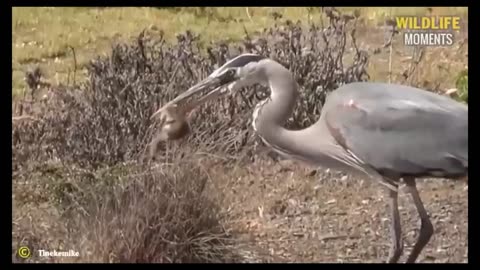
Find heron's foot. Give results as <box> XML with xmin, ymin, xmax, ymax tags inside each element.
<box><xmin>386</xmin><ymin>244</ymin><xmax>403</xmax><ymax>263</ymax></box>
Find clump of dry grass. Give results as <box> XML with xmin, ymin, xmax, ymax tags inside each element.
<box><xmin>72</xmin><ymin>161</ymin><xmax>243</xmax><ymax>263</ymax></box>
<box><xmin>13</xmin><ymin>158</ymin><xmax>252</xmax><ymax>263</ymax></box>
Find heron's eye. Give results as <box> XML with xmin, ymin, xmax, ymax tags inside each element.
<box><xmin>226</xmin><ymin>69</ymin><xmax>236</xmax><ymax>77</ymax></box>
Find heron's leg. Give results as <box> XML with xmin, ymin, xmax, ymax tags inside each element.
<box><xmin>385</xmin><ymin>184</ymin><xmax>403</xmax><ymax>263</ymax></box>
<box><xmin>404</xmin><ymin>177</ymin><xmax>434</xmax><ymax>263</ymax></box>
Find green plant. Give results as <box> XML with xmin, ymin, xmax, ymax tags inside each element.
<box><xmin>455</xmin><ymin>69</ymin><xmax>468</xmax><ymax>104</ymax></box>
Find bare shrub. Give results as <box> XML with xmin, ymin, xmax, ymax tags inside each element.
<box><xmin>12</xmin><ymin>9</ymin><xmax>369</xmax><ymax>168</ymax></box>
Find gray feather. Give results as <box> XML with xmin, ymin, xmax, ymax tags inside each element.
<box><xmin>323</xmin><ymin>82</ymin><xmax>468</xmax><ymax>178</ymax></box>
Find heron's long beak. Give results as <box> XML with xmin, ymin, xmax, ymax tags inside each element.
<box><xmin>151</xmin><ymin>76</ymin><xmax>228</xmax><ymax>119</ymax></box>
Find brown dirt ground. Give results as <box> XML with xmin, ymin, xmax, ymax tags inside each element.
<box><xmin>206</xmin><ymin>159</ymin><xmax>468</xmax><ymax>263</ymax></box>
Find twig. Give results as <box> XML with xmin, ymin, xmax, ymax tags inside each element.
<box><xmin>68</xmin><ymin>45</ymin><xmax>77</xmax><ymax>86</ymax></box>
<box><xmin>388</xmin><ymin>42</ymin><xmax>393</xmax><ymax>83</ymax></box>
<box><xmin>405</xmin><ymin>46</ymin><xmax>425</xmax><ymax>85</ymax></box>
<box><xmin>12</xmin><ymin>115</ymin><xmax>41</xmax><ymax>123</ymax></box>
<box><xmin>245</xmin><ymin>7</ymin><xmax>253</xmax><ymax>23</ymax></box>
<box><xmin>319</xmin><ymin>234</ymin><xmax>360</xmax><ymax>241</ymax></box>
<box><xmin>242</xmin><ymin>24</ymin><xmax>251</xmax><ymax>41</ymax></box>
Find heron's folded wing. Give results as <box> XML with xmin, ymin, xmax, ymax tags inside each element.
<box><xmin>325</xmin><ymin>98</ymin><xmax>468</xmax><ymax>178</ymax></box>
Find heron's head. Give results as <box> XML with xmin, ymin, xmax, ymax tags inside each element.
<box><xmin>151</xmin><ymin>53</ymin><xmax>266</xmax><ymax>119</ymax></box>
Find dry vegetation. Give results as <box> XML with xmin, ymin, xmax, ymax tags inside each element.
<box><xmin>12</xmin><ymin>7</ymin><xmax>468</xmax><ymax>263</ymax></box>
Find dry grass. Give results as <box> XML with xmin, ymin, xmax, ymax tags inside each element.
<box><xmin>12</xmin><ymin>7</ymin><xmax>467</xmax><ymax>97</ymax></box>
<box><xmin>68</xmin><ymin>161</ymin><xmax>243</xmax><ymax>263</ymax></box>
<box><xmin>13</xmin><ymin>159</ymin><xmax>256</xmax><ymax>263</ymax></box>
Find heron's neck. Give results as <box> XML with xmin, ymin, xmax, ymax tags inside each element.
<box><xmin>253</xmin><ymin>62</ymin><xmax>323</xmax><ymax>163</ymax></box>
<box><xmin>253</xmin><ymin>60</ymin><xmax>370</xmax><ymax>175</ymax></box>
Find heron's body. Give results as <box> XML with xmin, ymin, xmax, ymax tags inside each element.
<box><xmin>155</xmin><ymin>54</ymin><xmax>468</xmax><ymax>263</ymax></box>
<box><xmin>323</xmin><ymin>82</ymin><xmax>468</xmax><ymax>178</ymax></box>
<box><xmin>251</xmin><ymin>60</ymin><xmax>468</xmax><ymax>188</ymax></box>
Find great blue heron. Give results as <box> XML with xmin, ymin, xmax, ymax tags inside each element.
<box><xmin>152</xmin><ymin>53</ymin><xmax>468</xmax><ymax>263</ymax></box>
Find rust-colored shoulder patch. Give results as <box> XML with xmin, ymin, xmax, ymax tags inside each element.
<box><xmin>324</xmin><ymin>99</ymin><xmax>364</xmax><ymax>151</ymax></box>
<box><xmin>324</xmin><ymin>109</ymin><xmax>349</xmax><ymax>151</ymax></box>
<box><xmin>347</xmin><ymin>99</ymin><xmax>357</xmax><ymax>108</ymax></box>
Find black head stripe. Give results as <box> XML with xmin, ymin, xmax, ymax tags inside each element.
<box><xmin>210</xmin><ymin>54</ymin><xmax>266</xmax><ymax>77</ymax></box>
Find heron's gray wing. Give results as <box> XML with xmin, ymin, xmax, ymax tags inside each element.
<box><xmin>324</xmin><ymin>96</ymin><xmax>468</xmax><ymax>178</ymax></box>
